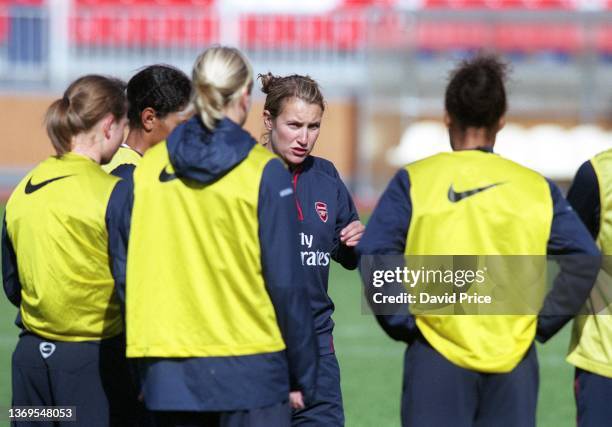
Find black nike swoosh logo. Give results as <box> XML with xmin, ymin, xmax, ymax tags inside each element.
<box><xmin>448</xmin><ymin>182</ymin><xmax>504</xmax><ymax>203</ymax></box>
<box><xmin>25</xmin><ymin>175</ymin><xmax>73</xmax><ymax>194</ymax></box>
<box><xmin>159</xmin><ymin>165</ymin><xmax>177</xmax><ymax>182</ymax></box>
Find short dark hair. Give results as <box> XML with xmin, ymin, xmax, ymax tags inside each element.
<box><xmin>445</xmin><ymin>53</ymin><xmax>508</xmax><ymax>132</ymax></box>
<box><xmin>127</xmin><ymin>64</ymin><xmax>192</xmax><ymax>129</ymax></box>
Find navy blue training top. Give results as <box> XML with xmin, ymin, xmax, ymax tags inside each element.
<box><xmin>566</xmin><ymin>160</ymin><xmax>600</xmax><ymax>239</ymax></box>
<box><xmin>291</xmin><ymin>155</ymin><xmax>360</xmax><ymax>354</ymax></box>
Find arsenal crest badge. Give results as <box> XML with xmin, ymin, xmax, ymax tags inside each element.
<box><xmin>315</xmin><ymin>201</ymin><xmax>328</xmax><ymax>223</ymax></box>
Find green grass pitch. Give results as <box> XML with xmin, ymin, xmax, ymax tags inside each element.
<box><xmin>0</xmin><ymin>203</ymin><xmax>577</xmax><ymax>426</ymax></box>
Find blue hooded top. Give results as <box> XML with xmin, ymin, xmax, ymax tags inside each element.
<box><xmin>104</xmin><ymin>116</ymin><xmax>318</xmax><ymax>411</ymax></box>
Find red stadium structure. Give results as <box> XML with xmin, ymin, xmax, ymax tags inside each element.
<box><xmin>0</xmin><ymin>0</ymin><xmax>603</xmax><ymax>55</ymax></box>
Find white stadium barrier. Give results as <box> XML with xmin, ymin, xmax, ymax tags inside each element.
<box><xmin>388</xmin><ymin>122</ymin><xmax>612</xmax><ymax>180</ymax></box>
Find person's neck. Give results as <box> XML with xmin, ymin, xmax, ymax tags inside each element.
<box><xmin>224</xmin><ymin>103</ymin><xmax>246</xmax><ymax>127</ymax></box>
<box><xmin>451</xmin><ymin>127</ymin><xmax>495</xmax><ymax>151</ymax></box>
<box><xmin>71</xmin><ymin>133</ymin><xmax>101</xmax><ymax>163</ymax></box>
<box><xmin>124</xmin><ymin>130</ymin><xmax>148</xmax><ymax>155</ymax></box>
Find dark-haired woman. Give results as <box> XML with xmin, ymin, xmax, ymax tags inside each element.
<box><xmin>260</xmin><ymin>73</ymin><xmax>364</xmax><ymax>426</ymax></box>
<box><xmin>358</xmin><ymin>54</ymin><xmax>598</xmax><ymax>427</ymax></box>
<box><xmin>2</xmin><ymin>75</ymin><xmax>140</xmax><ymax>425</ymax></box>
<box><xmin>103</xmin><ymin>64</ymin><xmax>192</xmax><ymax>179</ymax></box>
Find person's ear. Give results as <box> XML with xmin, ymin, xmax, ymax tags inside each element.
<box><xmin>497</xmin><ymin>116</ymin><xmax>506</xmax><ymax>132</ymax></box>
<box><xmin>102</xmin><ymin>114</ymin><xmax>114</xmax><ymax>140</ymax></box>
<box><xmin>263</xmin><ymin>110</ymin><xmax>273</xmax><ymax>131</ymax></box>
<box><xmin>444</xmin><ymin>111</ymin><xmax>451</xmax><ymax>128</ymax></box>
<box><xmin>240</xmin><ymin>86</ymin><xmax>252</xmax><ymax>113</ymax></box>
<box><xmin>141</xmin><ymin>108</ymin><xmax>157</xmax><ymax>132</ymax></box>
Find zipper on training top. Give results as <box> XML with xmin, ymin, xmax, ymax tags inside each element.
<box><xmin>292</xmin><ymin>170</ymin><xmax>304</xmax><ymax>221</ymax></box>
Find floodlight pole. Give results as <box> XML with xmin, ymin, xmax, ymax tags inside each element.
<box><xmin>218</xmin><ymin>1</ymin><xmax>240</xmax><ymax>48</ymax></box>
<box><xmin>47</xmin><ymin>0</ymin><xmax>71</xmax><ymax>89</ymax></box>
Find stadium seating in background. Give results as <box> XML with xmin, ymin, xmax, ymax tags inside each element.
<box><xmin>596</xmin><ymin>25</ymin><xmax>612</xmax><ymax>55</ymax></box>
<box><xmin>72</xmin><ymin>0</ymin><xmax>218</xmax><ymax>47</ymax></box>
<box><xmin>0</xmin><ymin>1</ymin><xmax>42</xmax><ymax>44</ymax></box>
<box><xmin>1</xmin><ymin>0</ymin><xmax>611</xmax><ymax>57</ymax></box>
<box><xmin>0</xmin><ymin>10</ymin><xmax>7</xmax><ymax>44</ymax></box>
<box><xmin>241</xmin><ymin>14</ymin><xmax>367</xmax><ymax>51</ymax></box>
<box><xmin>0</xmin><ymin>0</ymin><xmax>43</xmax><ymax>4</ymax></box>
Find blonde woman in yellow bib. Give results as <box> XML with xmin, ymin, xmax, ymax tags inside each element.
<box><xmin>107</xmin><ymin>47</ymin><xmax>318</xmax><ymax>427</ymax></box>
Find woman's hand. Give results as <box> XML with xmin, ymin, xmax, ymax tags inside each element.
<box><xmin>289</xmin><ymin>391</ymin><xmax>305</xmax><ymax>409</ymax></box>
<box><xmin>340</xmin><ymin>220</ymin><xmax>365</xmax><ymax>247</ymax></box>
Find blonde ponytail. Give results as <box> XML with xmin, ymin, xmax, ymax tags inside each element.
<box><xmin>192</xmin><ymin>46</ymin><xmax>253</xmax><ymax>130</ymax></box>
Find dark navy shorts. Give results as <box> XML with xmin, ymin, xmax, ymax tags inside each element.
<box><xmin>401</xmin><ymin>336</ymin><xmax>538</xmax><ymax>427</ymax></box>
<box><xmin>292</xmin><ymin>353</ymin><xmax>344</xmax><ymax>427</ymax></box>
<box><xmin>575</xmin><ymin>367</ymin><xmax>612</xmax><ymax>427</ymax></box>
<box><xmin>153</xmin><ymin>401</ymin><xmax>291</xmax><ymax>427</ymax></box>
<box><xmin>11</xmin><ymin>331</ymin><xmax>141</xmax><ymax>427</ymax></box>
